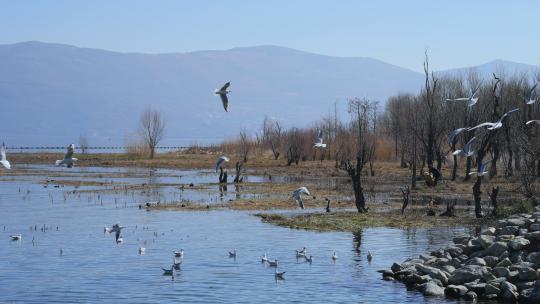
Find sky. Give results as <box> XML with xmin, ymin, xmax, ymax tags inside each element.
<box><xmin>0</xmin><ymin>0</ymin><xmax>539</xmax><ymax>72</ymax></box>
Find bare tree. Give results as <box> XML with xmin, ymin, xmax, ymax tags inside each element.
<box><xmin>138</xmin><ymin>107</ymin><xmax>165</xmax><ymax>159</ymax></box>
<box><xmin>262</xmin><ymin>117</ymin><xmax>282</xmax><ymax>160</ymax></box>
<box><xmin>340</xmin><ymin>98</ymin><xmax>377</xmax><ymax>213</ymax></box>
<box><xmin>78</xmin><ymin>134</ymin><xmax>89</xmax><ymax>154</ymax></box>
<box><xmin>238</xmin><ymin>130</ymin><xmax>251</xmax><ymax>162</ymax></box>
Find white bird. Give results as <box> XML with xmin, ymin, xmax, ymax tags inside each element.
<box><xmin>314</xmin><ymin>130</ymin><xmax>327</xmax><ymax>148</ymax></box>
<box><xmin>139</xmin><ymin>247</ymin><xmax>146</xmax><ymax>254</ymax></box>
<box><xmin>332</xmin><ymin>251</ymin><xmax>338</xmax><ymax>260</ymax></box>
<box><xmin>0</xmin><ymin>143</ymin><xmax>11</xmax><ymax>169</ymax></box>
<box><xmin>452</xmin><ymin>136</ymin><xmax>476</xmax><ymax>158</ymax></box>
<box><xmin>174</xmin><ymin>249</ymin><xmax>184</xmax><ymax>258</ymax></box>
<box><xmin>228</xmin><ymin>249</ymin><xmax>236</xmax><ymax>258</ymax></box>
<box><xmin>296</xmin><ymin>247</ymin><xmax>307</xmax><ymax>258</ymax></box>
<box><xmin>447</xmin><ymin>128</ymin><xmax>468</xmax><ymax>146</ymax></box>
<box><xmin>55</xmin><ymin>144</ymin><xmax>78</xmax><ymax>168</ymax></box>
<box><xmin>523</xmin><ymin>82</ymin><xmax>538</xmax><ymax>105</ymax></box>
<box><xmin>292</xmin><ymin>187</ymin><xmax>311</xmax><ymax>209</ymax></box>
<box><xmin>275</xmin><ymin>269</ymin><xmax>286</xmax><ymax>279</ymax></box>
<box><xmin>468</xmin><ymin>159</ymin><xmax>491</xmax><ymax>177</ymax></box>
<box><xmin>526</xmin><ymin>120</ymin><xmax>540</xmax><ymax>126</ymax></box>
<box><xmin>173</xmin><ymin>260</ymin><xmax>182</xmax><ymax>270</ymax></box>
<box><xmin>305</xmin><ymin>255</ymin><xmax>313</xmax><ymax>263</ymax></box>
<box><xmin>261</xmin><ymin>252</ymin><xmax>268</xmax><ymax>263</ymax></box>
<box><xmin>367</xmin><ymin>251</ymin><xmax>373</xmax><ymax>262</ymax></box>
<box><xmin>268</xmin><ymin>259</ymin><xmax>278</xmax><ymax>267</ymax></box>
<box><xmin>116</xmin><ymin>236</ymin><xmax>123</xmax><ymax>244</ymax></box>
<box><xmin>468</xmin><ymin>108</ymin><xmax>520</xmax><ymax>131</ymax></box>
<box><xmin>215</xmin><ymin>81</ymin><xmax>231</xmax><ymax>112</ymax></box>
<box><xmin>10</xmin><ymin>234</ymin><xmax>22</xmax><ymax>241</ymax></box>
<box><xmin>446</xmin><ymin>86</ymin><xmax>480</xmax><ymax>107</ymax></box>
<box><xmin>215</xmin><ymin>156</ymin><xmax>230</xmax><ymax>173</ymax></box>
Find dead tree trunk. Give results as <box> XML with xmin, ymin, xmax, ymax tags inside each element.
<box><xmin>400</xmin><ymin>186</ymin><xmax>410</xmax><ymax>215</ymax></box>
<box><xmin>489</xmin><ymin>186</ymin><xmax>499</xmax><ymax>216</ymax></box>
<box><xmin>233</xmin><ymin>161</ymin><xmax>243</xmax><ymax>183</ymax></box>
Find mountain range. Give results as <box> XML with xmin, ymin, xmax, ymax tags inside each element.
<box><xmin>0</xmin><ymin>41</ymin><xmax>537</xmax><ymax>146</ymax></box>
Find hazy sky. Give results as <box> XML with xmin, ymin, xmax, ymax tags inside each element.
<box><xmin>1</xmin><ymin>1</ymin><xmax>538</xmax><ymax>71</ymax></box>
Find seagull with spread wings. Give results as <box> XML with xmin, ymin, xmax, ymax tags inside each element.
<box><xmin>523</xmin><ymin>82</ymin><xmax>539</xmax><ymax>105</ymax></box>
<box><xmin>446</xmin><ymin>86</ymin><xmax>480</xmax><ymax>107</ymax></box>
<box><xmin>468</xmin><ymin>108</ymin><xmax>520</xmax><ymax>131</ymax></box>
<box><xmin>314</xmin><ymin>130</ymin><xmax>327</xmax><ymax>148</ymax></box>
<box><xmin>215</xmin><ymin>156</ymin><xmax>230</xmax><ymax>173</ymax></box>
<box><xmin>0</xmin><ymin>143</ymin><xmax>11</xmax><ymax>169</ymax></box>
<box><xmin>292</xmin><ymin>187</ymin><xmax>311</xmax><ymax>209</ymax></box>
<box><xmin>55</xmin><ymin>144</ymin><xmax>78</xmax><ymax>168</ymax></box>
<box><xmin>452</xmin><ymin>136</ymin><xmax>476</xmax><ymax>158</ymax></box>
<box><xmin>447</xmin><ymin>127</ymin><xmax>468</xmax><ymax>146</ymax></box>
<box><xmin>215</xmin><ymin>81</ymin><xmax>231</xmax><ymax>112</ymax></box>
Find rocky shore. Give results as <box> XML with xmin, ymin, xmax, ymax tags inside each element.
<box><xmin>380</xmin><ymin>208</ymin><xmax>540</xmax><ymax>303</ymax></box>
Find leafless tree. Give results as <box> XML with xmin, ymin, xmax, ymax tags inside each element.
<box><xmin>238</xmin><ymin>130</ymin><xmax>251</xmax><ymax>162</ymax></box>
<box><xmin>138</xmin><ymin>107</ymin><xmax>165</xmax><ymax>159</ymax></box>
<box><xmin>78</xmin><ymin>134</ymin><xmax>89</xmax><ymax>154</ymax></box>
<box><xmin>340</xmin><ymin>98</ymin><xmax>377</xmax><ymax>213</ymax></box>
<box><xmin>262</xmin><ymin>116</ymin><xmax>282</xmax><ymax>160</ymax></box>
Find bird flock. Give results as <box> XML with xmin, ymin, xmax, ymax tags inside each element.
<box><xmin>446</xmin><ymin>81</ymin><xmax>540</xmax><ymax>171</ymax></box>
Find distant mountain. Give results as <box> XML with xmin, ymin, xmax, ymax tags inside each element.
<box><xmin>439</xmin><ymin>59</ymin><xmax>539</xmax><ymax>80</ymax></box>
<box><xmin>0</xmin><ymin>41</ymin><xmax>537</xmax><ymax>147</ymax></box>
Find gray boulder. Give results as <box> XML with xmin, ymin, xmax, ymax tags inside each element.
<box><xmin>465</xmin><ymin>257</ymin><xmax>486</xmax><ymax>266</ymax></box>
<box><xmin>417</xmin><ymin>281</ymin><xmax>445</xmax><ymax>297</ymax></box>
<box><xmin>479</xmin><ymin>235</ymin><xmax>495</xmax><ymax>249</ymax></box>
<box><xmin>529</xmin><ymin>223</ymin><xmax>540</xmax><ymax>232</ymax></box>
<box><xmin>492</xmin><ymin>266</ymin><xmax>510</xmax><ymax>278</ymax></box>
<box><xmin>463</xmin><ymin>291</ymin><xmax>477</xmax><ymax>300</ymax></box>
<box><xmin>509</xmin><ymin>237</ymin><xmax>531</xmax><ymax>251</ymax></box>
<box><xmin>483</xmin><ymin>256</ymin><xmax>499</xmax><ymax>267</ymax></box>
<box><xmin>519</xmin><ymin>267</ymin><xmax>539</xmax><ymax>281</ymax></box>
<box><xmin>391</xmin><ymin>262</ymin><xmax>402</xmax><ymax>273</ymax></box>
<box><xmin>415</xmin><ymin>264</ymin><xmax>449</xmax><ymax>285</ymax></box>
<box><xmin>485</xmin><ymin>283</ymin><xmax>501</xmax><ymax>295</ymax></box>
<box><xmin>485</xmin><ymin>242</ymin><xmax>508</xmax><ymax>257</ymax></box>
<box><xmin>497</xmin><ymin>257</ymin><xmax>512</xmax><ymax>267</ymax></box>
<box><xmin>449</xmin><ymin>265</ymin><xmax>495</xmax><ymax>285</ymax></box>
<box><xmin>527</xmin><ymin>252</ymin><xmax>540</xmax><ymax>264</ymax></box>
<box><xmin>501</xmin><ymin>281</ymin><xmax>519</xmax><ymax>301</ymax></box>
<box><xmin>500</xmin><ymin>225</ymin><xmax>520</xmax><ymax>236</ymax></box>
<box><xmin>519</xmin><ymin>287</ymin><xmax>540</xmax><ymax>303</ymax></box>
<box><xmin>525</xmin><ymin>231</ymin><xmax>540</xmax><ymax>241</ymax></box>
<box><xmin>481</xmin><ymin>227</ymin><xmax>496</xmax><ymax>235</ymax></box>
<box><xmin>444</xmin><ymin>284</ymin><xmax>468</xmax><ymax>298</ymax></box>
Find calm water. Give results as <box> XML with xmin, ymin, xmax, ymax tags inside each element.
<box><xmin>0</xmin><ymin>165</ymin><xmax>469</xmax><ymax>303</ymax></box>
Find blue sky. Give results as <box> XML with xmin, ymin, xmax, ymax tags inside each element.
<box><xmin>1</xmin><ymin>0</ymin><xmax>538</xmax><ymax>71</ymax></box>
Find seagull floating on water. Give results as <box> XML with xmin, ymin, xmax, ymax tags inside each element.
<box><xmin>468</xmin><ymin>108</ymin><xmax>520</xmax><ymax>131</ymax></box>
<box><xmin>215</xmin><ymin>156</ymin><xmax>230</xmax><ymax>173</ymax></box>
<box><xmin>275</xmin><ymin>269</ymin><xmax>286</xmax><ymax>279</ymax></box>
<box><xmin>292</xmin><ymin>187</ymin><xmax>311</xmax><ymax>209</ymax></box>
<box><xmin>523</xmin><ymin>82</ymin><xmax>538</xmax><ymax>105</ymax></box>
<box><xmin>215</xmin><ymin>81</ymin><xmax>231</xmax><ymax>112</ymax></box>
<box><xmin>162</xmin><ymin>265</ymin><xmax>174</xmax><ymax>276</ymax></box>
<box><xmin>446</xmin><ymin>86</ymin><xmax>480</xmax><ymax>107</ymax></box>
<box><xmin>0</xmin><ymin>143</ymin><xmax>11</xmax><ymax>169</ymax></box>
<box><xmin>367</xmin><ymin>251</ymin><xmax>373</xmax><ymax>262</ymax></box>
<box><xmin>174</xmin><ymin>250</ymin><xmax>184</xmax><ymax>258</ymax></box>
<box><xmin>261</xmin><ymin>252</ymin><xmax>268</xmax><ymax>263</ymax></box>
<box><xmin>228</xmin><ymin>249</ymin><xmax>237</xmax><ymax>258</ymax></box>
<box><xmin>305</xmin><ymin>255</ymin><xmax>313</xmax><ymax>263</ymax></box>
<box><xmin>55</xmin><ymin>144</ymin><xmax>78</xmax><ymax>168</ymax></box>
<box><xmin>452</xmin><ymin>136</ymin><xmax>476</xmax><ymax>158</ymax></box>
<box><xmin>10</xmin><ymin>234</ymin><xmax>22</xmax><ymax>241</ymax></box>
<box><xmin>332</xmin><ymin>251</ymin><xmax>338</xmax><ymax>260</ymax></box>
<box><xmin>268</xmin><ymin>259</ymin><xmax>278</xmax><ymax>267</ymax></box>
<box><xmin>313</xmin><ymin>130</ymin><xmax>327</xmax><ymax>148</ymax></box>
<box><xmin>296</xmin><ymin>247</ymin><xmax>307</xmax><ymax>258</ymax></box>
<box><xmin>139</xmin><ymin>247</ymin><xmax>146</xmax><ymax>254</ymax></box>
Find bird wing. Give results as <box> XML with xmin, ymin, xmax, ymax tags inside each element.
<box><xmin>220</xmin><ymin>82</ymin><xmax>231</xmax><ymax>91</ymax></box>
<box><xmin>499</xmin><ymin>108</ymin><xmax>520</xmax><ymax>123</ymax></box>
<box><xmin>298</xmin><ymin>187</ymin><xmax>310</xmax><ymax>196</ymax></box>
<box><xmin>219</xmin><ymin>94</ymin><xmax>229</xmax><ymax>112</ymax></box>
<box><xmin>215</xmin><ymin>156</ymin><xmax>229</xmax><ymax>172</ymax></box>
<box><xmin>115</xmin><ymin>230</ymin><xmax>120</xmax><ymax>241</ymax></box>
<box><xmin>468</xmin><ymin>123</ymin><xmax>495</xmax><ymax>131</ymax></box>
<box><xmin>0</xmin><ymin>144</ymin><xmax>5</xmax><ymax>161</ymax></box>
<box><xmin>466</xmin><ymin>136</ymin><xmax>477</xmax><ymax>146</ymax></box>
<box><xmin>447</xmin><ymin>128</ymin><xmax>466</xmax><ymax>146</ymax></box>
<box><xmin>530</xmin><ymin>82</ymin><xmax>539</xmax><ymax>95</ymax></box>
<box><xmin>446</xmin><ymin>98</ymin><xmax>469</xmax><ymax>102</ymax></box>
<box><xmin>526</xmin><ymin>120</ymin><xmax>540</xmax><ymax>125</ymax></box>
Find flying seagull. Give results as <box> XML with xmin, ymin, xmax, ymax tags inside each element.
<box><xmin>314</xmin><ymin>130</ymin><xmax>327</xmax><ymax>148</ymax></box>
<box><xmin>447</xmin><ymin>128</ymin><xmax>468</xmax><ymax>147</ymax></box>
<box><xmin>523</xmin><ymin>82</ymin><xmax>539</xmax><ymax>105</ymax></box>
<box><xmin>468</xmin><ymin>108</ymin><xmax>520</xmax><ymax>131</ymax></box>
<box><xmin>468</xmin><ymin>159</ymin><xmax>491</xmax><ymax>177</ymax></box>
<box><xmin>215</xmin><ymin>82</ymin><xmax>231</xmax><ymax>112</ymax></box>
<box><xmin>292</xmin><ymin>187</ymin><xmax>311</xmax><ymax>209</ymax></box>
<box><xmin>10</xmin><ymin>234</ymin><xmax>22</xmax><ymax>241</ymax></box>
<box><xmin>452</xmin><ymin>136</ymin><xmax>476</xmax><ymax>158</ymax></box>
<box><xmin>526</xmin><ymin>120</ymin><xmax>540</xmax><ymax>126</ymax></box>
<box><xmin>446</xmin><ymin>86</ymin><xmax>480</xmax><ymax>107</ymax></box>
<box><xmin>0</xmin><ymin>143</ymin><xmax>11</xmax><ymax>169</ymax></box>
<box><xmin>55</xmin><ymin>144</ymin><xmax>78</xmax><ymax>168</ymax></box>
<box><xmin>215</xmin><ymin>156</ymin><xmax>230</xmax><ymax>173</ymax></box>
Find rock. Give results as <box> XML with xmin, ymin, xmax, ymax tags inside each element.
<box><xmin>445</xmin><ymin>246</ymin><xmax>463</xmax><ymax>258</ymax></box>
<box><xmin>526</xmin><ymin>252</ymin><xmax>540</xmax><ymax>264</ymax></box>
<box><xmin>516</xmin><ymin>281</ymin><xmax>535</xmax><ymax>291</ymax></box>
<box><xmin>382</xmin><ymin>276</ymin><xmax>394</xmax><ymax>281</ymax></box>
<box><xmin>499</xmin><ymin>251</ymin><xmax>510</xmax><ymax>260</ymax></box>
<box><xmin>453</xmin><ymin>235</ymin><xmax>470</xmax><ymax>245</ymax></box>
<box><xmin>508</xmin><ymin>271</ymin><xmax>520</xmax><ymax>282</ymax></box>
<box><xmin>492</xmin><ymin>266</ymin><xmax>510</xmax><ymax>278</ymax></box>
<box><xmin>507</xmin><ymin>217</ymin><xmax>527</xmax><ymax>227</ymax></box>
<box><xmin>445</xmin><ymin>285</ymin><xmax>468</xmax><ymax>298</ymax></box>
<box><xmin>483</xmin><ymin>256</ymin><xmax>499</xmax><ymax>267</ymax></box>
<box><xmin>519</xmin><ymin>267</ymin><xmax>539</xmax><ymax>281</ymax></box>
<box><xmin>500</xmin><ymin>225</ymin><xmax>520</xmax><ymax>235</ymax></box>
<box><xmin>485</xmin><ymin>242</ymin><xmax>508</xmax><ymax>257</ymax></box>
<box><xmin>479</xmin><ymin>235</ymin><xmax>495</xmax><ymax>249</ymax></box>
<box><xmin>465</xmin><ymin>257</ymin><xmax>487</xmax><ymax>266</ymax></box>
<box><xmin>417</xmin><ymin>281</ymin><xmax>445</xmax><ymax>297</ymax></box>
<box><xmin>469</xmin><ymin>250</ymin><xmax>486</xmax><ymax>259</ymax></box>
<box><xmin>415</xmin><ymin>264</ymin><xmax>448</xmax><ymax>285</ymax></box>
<box><xmin>441</xmin><ymin>265</ymin><xmax>456</xmax><ymax>274</ymax></box>
<box><xmin>501</xmin><ymin>281</ymin><xmax>519</xmax><ymax>301</ymax></box>
<box><xmin>463</xmin><ymin>291</ymin><xmax>477</xmax><ymax>300</ymax></box>
<box><xmin>481</xmin><ymin>227</ymin><xmax>496</xmax><ymax>235</ymax></box>
<box><xmin>497</xmin><ymin>257</ymin><xmax>512</xmax><ymax>267</ymax></box>
<box><xmin>529</xmin><ymin>223</ymin><xmax>540</xmax><ymax>232</ymax></box>
<box><xmin>485</xmin><ymin>283</ymin><xmax>501</xmax><ymax>295</ymax></box>
<box><xmin>525</xmin><ymin>231</ymin><xmax>540</xmax><ymax>241</ymax></box>
<box><xmin>419</xmin><ymin>253</ymin><xmax>432</xmax><ymax>261</ymax></box>
<box><xmin>391</xmin><ymin>262</ymin><xmax>402</xmax><ymax>273</ymax></box>
<box><xmin>519</xmin><ymin>228</ymin><xmax>529</xmax><ymax>236</ymax></box>
<box><xmin>536</xmin><ymin>279</ymin><xmax>540</xmax><ymax>287</ymax></box>
<box><xmin>497</xmin><ymin>234</ymin><xmax>515</xmax><ymax>242</ymax></box>
<box><xmin>509</xmin><ymin>237</ymin><xmax>531</xmax><ymax>251</ymax></box>
<box><xmin>519</xmin><ymin>287</ymin><xmax>540</xmax><ymax>303</ymax></box>
<box><xmin>510</xmin><ymin>251</ymin><xmax>528</xmax><ymax>263</ymax></box>
<box><xmin>403</xmin><ymin>273</ymin><xmax>429</xmax><ymax>285</ymax></box>
<box><xmin>449</xmin><ymin>265</ymin><xmax>495</xmax><ymax>285</ymax></box>
<box><xmin>378</xmin><ymin>269</ymin><xmax>394</xmax><ymax>278</ymax></box>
